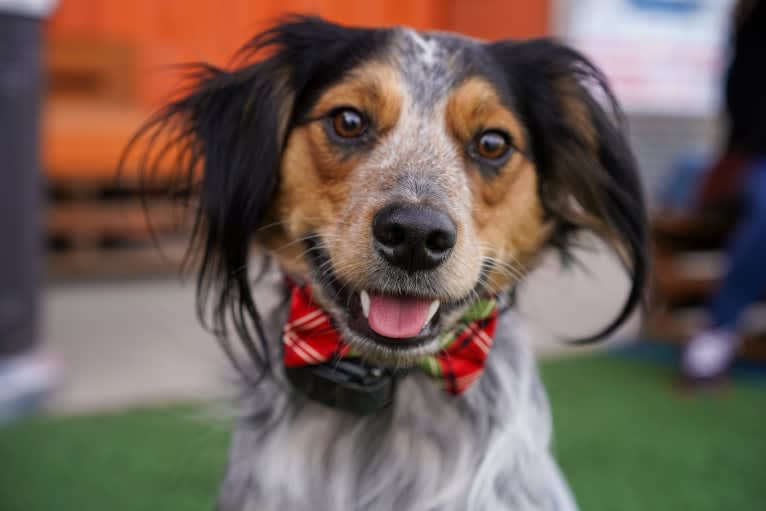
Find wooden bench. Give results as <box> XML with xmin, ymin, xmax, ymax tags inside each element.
<box><xmin>44</xmin><ymin>39</ymin><xmax>190</xmax><ymax>280</ymax></box>
<box><xmin>646</xmin><ymin>211</ymin><xmax>766</xmax><ymax>361</ymax></box>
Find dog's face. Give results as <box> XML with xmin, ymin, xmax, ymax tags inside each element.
<box><xmin>268</xmin><ymin>34</ymin><xmax>551</xmax><ymax>363</ymax></box>
<box><xmin>135</xmin><ymin>17</ymin><xmax>646</xmax><ymax>367</ymax></box>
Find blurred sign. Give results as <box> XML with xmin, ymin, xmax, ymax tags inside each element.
<box><xmin>563</xmin><ymin>0</ymin><xmax>735</xmax><ymax>116</ymax></box>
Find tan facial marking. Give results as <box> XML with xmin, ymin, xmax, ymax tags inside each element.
<box><xmin>257</xmin><ymin>62</ymin><xmax>403</xmax><ymax>272</ymax></box>
<box><xmin>311</xmin><ymin>62</ymin><xmax>403</xmax><ymax>140</ymax></box>
<box><xmin>473</xmin><ymin>162</ymin><xmax>551</xmax><ymax>290</ymax></box>
<box><xmin>446</xmin><ymin>77</ymin><xmax>550</xmax><ymax>290</ymax></box>
<box><xmin>446</xmin><ymin>77</ymin><xmax>527</xmax><ymax>154</ymax></box>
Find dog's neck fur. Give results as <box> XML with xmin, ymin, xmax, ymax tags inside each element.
<box><xmin>216</xmin><ymin>271</ymin><xmax>578</xmax><ymax>511</ymax></box>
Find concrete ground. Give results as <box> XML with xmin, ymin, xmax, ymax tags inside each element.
<box><xmin>43</xmin><ymin>239</ymin><xmax>639</xmax><ymax>414</ymax></box>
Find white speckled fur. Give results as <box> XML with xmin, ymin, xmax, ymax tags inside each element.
<box><xmin>405</xmin><ymin>29</ymin><xmax>443</xmax><ymax>67</ymax></box>
<box><xmin>216</xmin><ymin>272</ymin><xmax>578</xmax><ymax>511</ymax></box>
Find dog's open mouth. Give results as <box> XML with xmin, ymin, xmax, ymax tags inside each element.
<box><xmin>346</xmin><ymin>291</ymin><xmax>442</xmax><ymax>346</ymax></box>
<box><xmin>322</xmin><ymin>277</ymin><xmax>452</xmax><ymax>350</ymax></box>
<box><xmin>304</xmin><ymin>235</ymin><xmax>465</xmax><ymax>350</ymax></box>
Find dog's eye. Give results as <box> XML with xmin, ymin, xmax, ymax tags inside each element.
<box><xmin>331</xmin><ymin>108</ymin><xmax>367</xmax><ymax>138</ymax></box>
<box><xmin>475</xmin><ymin>130</ymin><xmax>512</xmax><ymax>161</ymax></box>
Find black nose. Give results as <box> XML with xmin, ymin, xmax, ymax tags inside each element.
<box><xmin>372</xmin><ymin>204</ymin><xmax>457</xmax><ymax>272</ymax></box>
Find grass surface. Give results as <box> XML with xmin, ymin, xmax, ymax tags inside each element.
<box><xmin>544</xmin><ymin>355</ymin><xmax>766</xmax><ymax>511</ymax></box>
<box><xmin>1</xmin><ymin>354</ymin><xmax>765</xmax><ymax>510</ymax></box>
<box><xmin>0</xmin><ymin>407</ymin><xmax>229</xmax><ymax>511</ymax></box>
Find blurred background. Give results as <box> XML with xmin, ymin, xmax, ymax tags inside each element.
<box><xmin>1</xmin><ymin>1</ymin><xmax>764</xmax><ymax>510</ymax></box>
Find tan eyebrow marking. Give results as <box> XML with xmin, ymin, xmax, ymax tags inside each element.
<box><xmin>311</xmin><ymin>62</ymin><xmax>403</xmax><ymax>134</ymax></box>
<box><xmin>446</xmin><ymin>76</ymin><xmax>527</xmax><ymax>154</ymax></box>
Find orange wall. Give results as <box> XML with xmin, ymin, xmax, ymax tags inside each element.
<box><xmin>47</xmin><ymin>0</ymin><xmax>549</xmax><ymax>107</ymax></box>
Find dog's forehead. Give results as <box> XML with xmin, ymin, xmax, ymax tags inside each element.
<box><xmin>388</xmin><ymin>28</ymin><xmax>483</xmax><ymax>106</ymax></box>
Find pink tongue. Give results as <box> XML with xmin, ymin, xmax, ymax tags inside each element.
<box><xmin>367</xmin><ymin>294</ymin><xmax>432</xmax><ymax>339</ymax></box>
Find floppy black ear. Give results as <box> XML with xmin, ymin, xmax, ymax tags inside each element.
<box><xmin>487</xmin><ymin>39</ymin><xmax>648</xmax><ymax>342</ymax></box>
<box><xmin>124</xmin><ymin>16</ymin><xmax>390</xmax><ymax>376</ymax></box>
<box><xmin>124</xmin><ymin>52</ymin><xmax>289</xmax><ymax>373</ymax></box>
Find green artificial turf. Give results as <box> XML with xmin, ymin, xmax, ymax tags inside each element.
<box><xmin>543</xmin><ymin>356</ymin><xmax>766</xmax><ymax>511</ymax></box>
<box><xmin>0</xmin><ymin>406</ymin><xmax>230</xmax><ymax>511</ymax></box>
<box><xmin>1</xmin><ymin>354</ymin><xmax>765</xmax><ymax>510</ymax></box>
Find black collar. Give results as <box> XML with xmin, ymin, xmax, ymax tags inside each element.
<box><xmin>285</xmin><ymin>359</ymin><xmax>403</xmax><ymax>415</ymax></box>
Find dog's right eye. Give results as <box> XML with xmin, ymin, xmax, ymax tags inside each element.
<box><xmin>330</xmin><ymin>108</ymin><xmax>368</xmax><ymax>139</ymax></box>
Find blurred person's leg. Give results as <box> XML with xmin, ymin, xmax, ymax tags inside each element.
<box><xmin>683</xmin><ymin>158</ymin><xmax>766</xmax><ymax>381</ymax></box>
<box><xmin>0</xmin><ymin>13</ymin><xmax>57</xmax><ymax>423</ymax></box>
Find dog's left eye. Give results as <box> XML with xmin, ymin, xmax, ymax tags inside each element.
<box><xmin>330</xmin><ymin>108</ymin><xmax>368</xmax><ymax>139</ymax></box>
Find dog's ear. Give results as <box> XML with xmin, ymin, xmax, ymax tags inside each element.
<box><xmin>125</xmin><ymin>33</ymin><xmax>296</xmax><ymax>372</ymax></box>
<box><xmin>125</xmin><ymin>16</ymin><xmax>389</xmax><ymax>373</ymax></box>
<box><xmin>487</xmin><ymin>39</ymin><xmax>648</xmax><ymax>342</ymax></box>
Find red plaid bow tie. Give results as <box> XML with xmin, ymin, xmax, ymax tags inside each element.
<box><xmin>283</xmin><ymin>282</ymin><xmax>498</xmax><ymax>395</ymax></box>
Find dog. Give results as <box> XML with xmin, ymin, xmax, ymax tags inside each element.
<box><xmin>129</xmin><ymin>16</ymin><xmax>647</xmax><ymax>510</ymax></box>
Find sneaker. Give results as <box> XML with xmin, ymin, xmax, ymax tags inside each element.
<box><xmin>0</xmin><ymin>352</ymin><xmax>59</xmax><ymax>424</ymax></box>
<box><xmin>681</xmin><ymin>328</ymin><xmax>740</xmax><ymax>382</ymax></box>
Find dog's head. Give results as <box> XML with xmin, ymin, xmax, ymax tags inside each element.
<box><xmin>133</xmin><ymin>16</ymin><xmax>646</xmax><ymax>368</ymax></box>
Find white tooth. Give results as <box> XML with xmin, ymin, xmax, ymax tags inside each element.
<box><xmin>360</xmin><ymin>290</ymin><xmax>371</xmax><ymax>318</ymax></box>
<box><xmin>426</xmin><ymin>300</ymin><xmax>440</xmax><ymax>324</ymax></box>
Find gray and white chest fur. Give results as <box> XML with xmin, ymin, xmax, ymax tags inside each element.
<box><xmin>216</xmin><ymin>281</ymin><xmax>578</xmax><ymax>511</ymax></box>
